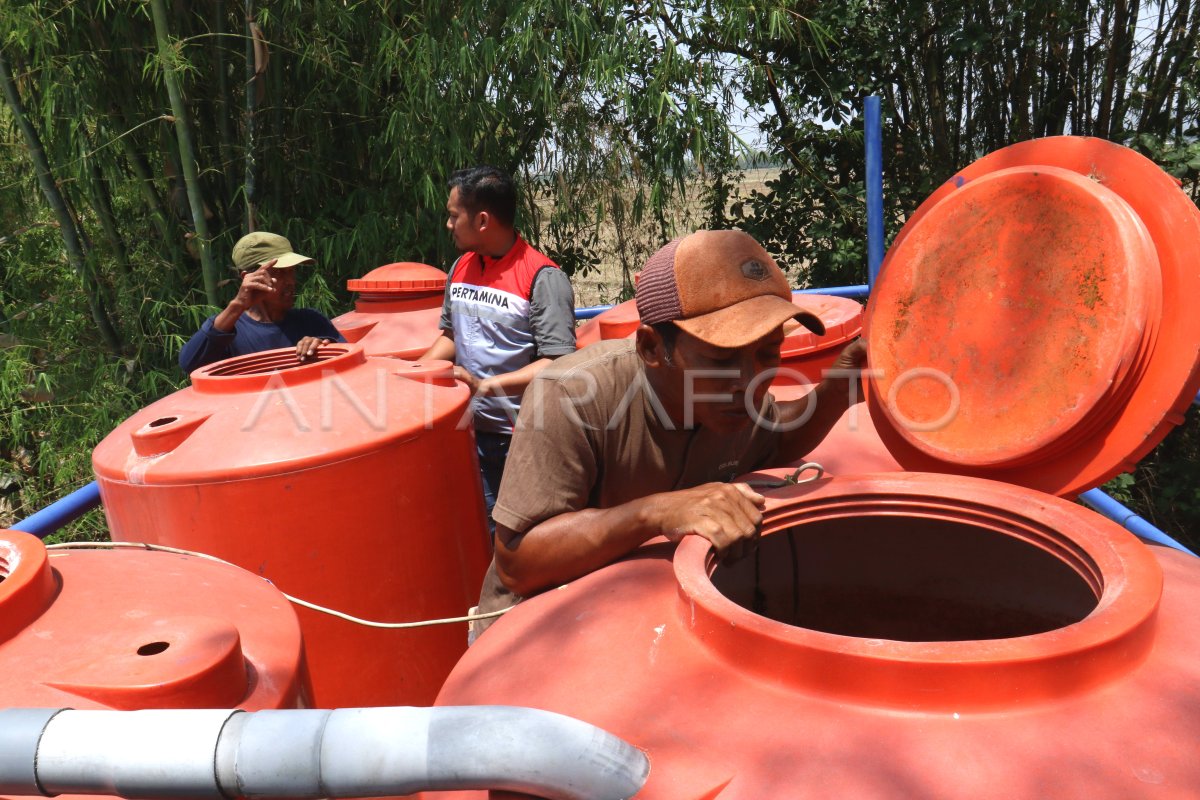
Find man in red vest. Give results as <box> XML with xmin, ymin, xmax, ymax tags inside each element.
<box><xmin>421</xmin><ymin>166</ymin><xmax>577</xmax><ymax>538</ymax></box>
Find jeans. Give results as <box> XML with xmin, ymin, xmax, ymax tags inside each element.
<box><xmin>475</xmin><ymin>431</ymin><xmax>512</xmax><ymax>542</ymax></box>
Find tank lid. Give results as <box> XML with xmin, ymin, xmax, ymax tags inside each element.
<box><xmin>780</xmin><ymin>294</ymin><xmax>863</xmax><ymax>356</ymax></box>
<box><xmin>865</xmin><ymin>136</ymin><xmax>1200</xmax><ymax>497</ymax></box>
<box><xmin>347</xmin><ymin>262</ymin><xmax>446</xmax><ymax>295</ymax></box>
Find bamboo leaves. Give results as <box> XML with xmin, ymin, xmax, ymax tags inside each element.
<box><xmin>149</xmin><ymin>0</ymin><xmax>219</xmax><ymax>306</ymax></box>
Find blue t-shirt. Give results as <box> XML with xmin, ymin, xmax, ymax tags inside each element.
<box><xmin>178</xmin><ymin>308</ymin><xmax>345</xmax><ymax>373</ymax></box>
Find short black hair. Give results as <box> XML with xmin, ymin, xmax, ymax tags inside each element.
<box><xmin>448</xmin><ymin>166</ymin><xmax>517</xmax><ymax>228</ymax></box>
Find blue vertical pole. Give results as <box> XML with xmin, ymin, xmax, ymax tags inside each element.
<box><xmin>865</xmin><ymin>95</ymin><xmax>884</xmax><ymax>290</ymax></box>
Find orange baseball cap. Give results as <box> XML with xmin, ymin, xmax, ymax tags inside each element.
<box><xmin>635</xmin><ymin>230</ymin><xmax>825</xmax><ymax>348</ymax></box>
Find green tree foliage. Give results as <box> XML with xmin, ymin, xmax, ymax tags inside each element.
<box><xmin>0</xmin><ymin>0</ymin><xmax>758</xmax><ymax>532</ymax></box>
<box><xmin>694</xmin><ymin>0</ymin><xmax>1200</xmax><ymax>288</ymax></box>
<box><xmin>2</xmin><ymin>0</ymin><xmax>1199</xmax><ymax>549</ymax></box>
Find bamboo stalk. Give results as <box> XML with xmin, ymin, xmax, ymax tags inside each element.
<box><xmin>81</xmin><ymin>131</ymin><xmax>131</xmax><ymax>277</ymax></box>
<box><xmin>149</xmin><ymin>0</ymin><xmax>221</xmax><ymax>306</ymax></box>
<box><xmin>244</xmin><ymin>0</ymin><xmax>258</xmax><ymax>233</ymax></box>
<box><xmin>214</xmin><ymin>0</ymin><xmax>236</xmax><ymax>222</ymax></box>
<box><xmin>0</xmin><ymin>48</ymin><xmax>123</xmax><ymax>352</ymax></box>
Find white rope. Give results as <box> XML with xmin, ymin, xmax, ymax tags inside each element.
<box><xmin>45</xmin><ymin>541</ymin><xmax>513</xmax><ymax>629</ymax></box>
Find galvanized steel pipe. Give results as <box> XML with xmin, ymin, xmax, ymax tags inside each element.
<box><xmin>0</xmin><ymin>707</ymin><xmax>649</xmax><ymax>800</ymax></box>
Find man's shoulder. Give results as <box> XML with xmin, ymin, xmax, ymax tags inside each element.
<box><xmin>513</xmin><ymin>237</ymin><xmax>559</xmax><ymax>270</ymax></box>
<box><xmin>447</xmin><ymin>252</ymin><xmax>478</xmax><ymax>283</ymax></box>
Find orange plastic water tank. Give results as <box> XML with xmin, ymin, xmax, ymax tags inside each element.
<box><xmin>332</xmin><ymin>262</ymin><xmax>446</xmax><ymax>357</ymax></box>
<box><xmin>92</xmin><ymin>345</ymin><xmax>491</xmax><ymax>708</ymax></box>
<box><xmin>428</xmin><ymin>472</ymin><xmax>1200</xmax><ymax>799</ymax></box>
<box><xmin>575</xmin><ymin>298</ymin><xmax>640</xmax><ymax>348</ymax></box>
<box><xmin>0</xmin><ymin>528</ymin><xmax>308</xmax><ymax>800</ymax></box>
<box><xmin>427</xmin><ymin>138</ymin><xmax>1200</xmax><ymax>798</ymax></box>
<box><xmin>768</xmin><ymin>294</ymin><xmax>863</xmax><ymax>392</ymax></box>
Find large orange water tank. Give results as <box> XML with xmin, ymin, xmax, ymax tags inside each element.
<box><xmin>332</xmin><ymin>262</ymin><xmax>446</xmax><ymax>357</ymax></box>
<box><xmin>427</xmin><ymin>138</ymin><xmax>1200</xmax><ymax>798</ymax></box>
<box><xmin>0</xmin><ymin>528</ymin><xmax>308</xmax><ymax>800</ymax></box>
<box><xmin>92</xmin><ymin>345</ymin><xmax>491</xmax><ymax>708</ymax></box>
<box><xmin>428</xmin><ymin>472</ymin><xmax>1200</xmax><ymax>799</ymax></box>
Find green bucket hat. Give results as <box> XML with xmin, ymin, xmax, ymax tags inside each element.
<box><xmin>231</xmin><ymin>232</ymin><xmax>315</xmax><ymax>272</ymax></box>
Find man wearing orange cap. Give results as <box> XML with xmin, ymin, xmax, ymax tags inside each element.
<box><xmin>178</xmin><ymin>232</ymin><xmax>345</xmax><ymax>373</ymax></box>
<box><xmin>471</xmin><ymin>229</ymin><xmax>865</xmax><ymax>639</ymax></box>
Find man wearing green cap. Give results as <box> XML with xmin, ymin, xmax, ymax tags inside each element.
<box><xmin>178</xmin><ymin>232</ymin><xmax>345</xmax><ymax>373</ymax></box>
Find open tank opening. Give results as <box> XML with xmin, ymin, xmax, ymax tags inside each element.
<box><xmin>709</xmin><ymin>515</ymin><xmax>1100</xmax><ymax>641</ymax></box>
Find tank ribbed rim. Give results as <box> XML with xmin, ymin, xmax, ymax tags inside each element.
<box><xmin>779</xmin><ymin>294</ymin><xmax>863</xmax><ymax>356</ymax></box>
<box><xmin>191</xmin><ymin>344</ymin><xmax>367</xmax><ymax>393</ymax></box>
<box><xmin>346</xmin><ymin>262</ymin><xmax>446</xmax><ymax>295</ymax></box>
<box><xmin>674</xmin><ymin>472</ymin><xmax>1163</xmax><ymax>711</ymax></box>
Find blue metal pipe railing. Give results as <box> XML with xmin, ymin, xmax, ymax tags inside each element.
<box><xmin>864</xmin><ymin>95</ymin><xmax>885</xmax><ymax>290</ymax></box>
<box><xmin>10</xmin><ymin>481</ymin><xmax>101</xmax><ymax>538</ymax></box>
<box><xmin>1080</xmin><ymin>489</ymin><xmax>1196</xmax><ymax>555</ymax></box>
<box><xmin>796</xmin><ymin>285</ymin><xmax>870</xmax><ymax>299</ymax></box>
<box><xmin>574</xmin><ymin>305</ymin><xmax>610</xmax><ymax>320</ymax></box>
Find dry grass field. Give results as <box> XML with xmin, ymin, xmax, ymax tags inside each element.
<box><xmin>542</xmin><ymin>167</ymin><xmax>780</xmax><ymax>308</ymax></box>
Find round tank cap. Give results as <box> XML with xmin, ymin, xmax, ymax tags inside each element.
<box><xmin>347</xmin><ymin>262</ymin><xmax>446</xmax><ymax>294</ymax></box>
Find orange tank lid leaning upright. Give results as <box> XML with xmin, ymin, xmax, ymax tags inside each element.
<box><xmin>92</xmin><ymin>344</ymin><xmax>491</xmax><ymax>709</ymax></box>
<box><xmin>332</xmin><ymin>261</ymin><xmax>447</xmax><ymax>358</ymax></box>
<box><xmin>865</xmin><ymin>136</ymin><xmax>1200</xmax><ymax>497</ymax></box>
<box><xmin>0</xmin><ymin>528</ymin><xmax>309</xmax><ymax>800</ymax></box>
<box><xmin>424</xmin><ymin>137</ymin><xmax>1200</xmax><ymax>800</ymax></box>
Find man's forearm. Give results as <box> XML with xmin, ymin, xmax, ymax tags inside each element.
<box><xmin>420</xmin><ymin>332</ymin><xmax>456</xmax><ymax>362</ymax></box>
<box><xmin>494</xmin><ymin>498</ymin><xmax>665</xmax><ymax>597</ymax></box>
<box><xmin>211</xmin><ymin>300</ymin><xmax>247</xmax><ymax>333</ymax></box>
<box><xmin>479</xmin><ymin>357</ymin><xmax>554</xmax><ymax>397</ymax></box>
<box><xmin>493</xmin><ymin>478</ymin><xmax>766</xmax><ymax>596</ymax></box>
